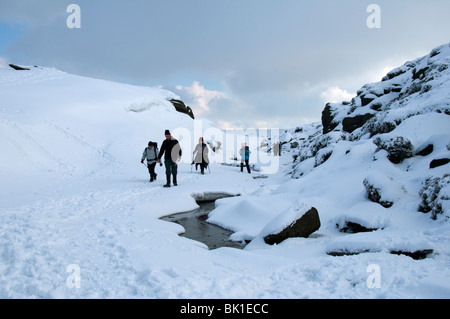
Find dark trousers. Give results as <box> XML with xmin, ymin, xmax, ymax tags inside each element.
<box><xmin>165</xmin><ymin>159</ymin><xmax>178</xmax><ymax>182</ymax></box>
<box><xmin>241</xmin><ymin>160</ymin><xmax>251</xmax><ymax>174</ymax></box>
<box><xmin>195</xmin><ymin>162</ymin><xmax>207</xmax><ymax>173</ymax></box>
<box><xmin>147</xmin><ymin>163</ymin><xmax>157</xmax><ymax>179</ymax></box>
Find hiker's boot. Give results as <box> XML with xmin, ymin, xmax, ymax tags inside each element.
<box><xmin>173</xmin><ymin>175</ymin><xmax>178</xmax><ymax>186</ymax></box>
<box><xmin>164</xmin><ymin>174</ymin><xmax>171</xmax><ymax>188</ymax></box>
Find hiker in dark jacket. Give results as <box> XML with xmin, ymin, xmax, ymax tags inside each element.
<box><xmin>193</xmin><ymin>137</ymin><xmax>210</xmax><ymax>175</ymax></box>
<box><xmin>141</xmin><ymin>141</ymin><xmax>159</xmax><ymax>182</ymax></box>
<box><xmin>157</xmin><ymin>130</ymin><xmax>182</xmax><ymax>187</ymax></box>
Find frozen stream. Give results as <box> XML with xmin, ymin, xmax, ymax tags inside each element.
<box><xmin>161</xmin><ymin>201</ymin><xmax>246</xmax><ymax>250</ymax></box>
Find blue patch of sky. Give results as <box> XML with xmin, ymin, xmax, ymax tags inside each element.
<box><xmin>0</xmin><ymin>22</ymin><xmax>23</xmax><ymax>55</ymax></box>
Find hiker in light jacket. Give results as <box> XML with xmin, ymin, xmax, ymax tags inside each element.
<box><xmin>141</xmin><ymin>141</ymin><xmax>159</xmax><ymax>182</ymax></box>
<box><xmin>193</xmin><ymin>137</ymin><xmax>210</xmax><ymax>175</ymax></box>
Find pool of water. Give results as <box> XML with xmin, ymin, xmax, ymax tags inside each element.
<box><xmin>161</xmin><ymin>201</ymin><xmax>246</xmax><ymax>250</ymax></box>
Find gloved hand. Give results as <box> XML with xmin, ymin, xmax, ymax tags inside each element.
<box><xmin>141</xmin><ymin>160</ymin><xmax>144</xmax><ymax>164</ymax></box>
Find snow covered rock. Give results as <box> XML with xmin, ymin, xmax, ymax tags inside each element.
<box><xmin>373</xmin><ymin>135</ymin><xmax>414</xmax><ymax>164</ymax></box>
<box><xmin>419</xmin><ymin>174</ymin><xmax>450</xmax><ymax>220</ymax></box>
<box><xmin>363</xmin><ymin>174</ymin><xmax>406</xmax><ymax>208</ymax></box>
<box><xmin>261</xmin><ymin>203</ymin><xmax>320</xmax><ymax>245</ymax></box>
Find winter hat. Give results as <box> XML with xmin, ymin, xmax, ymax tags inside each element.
<box><xmin>165</xmin><ymin>130</ymin><xmax>171</xmax><ymax>135</ymax></box>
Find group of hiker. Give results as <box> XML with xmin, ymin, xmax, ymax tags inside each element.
<box><xmin>141</xmin><ymin>129</ymin><xmax>253</xmax><ymax>187</ymax></box>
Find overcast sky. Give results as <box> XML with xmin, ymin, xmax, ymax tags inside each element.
<box><xmin>1</xmin><ymin>0</ymin><xmax>449</xmax><ymax>129</ymax></box>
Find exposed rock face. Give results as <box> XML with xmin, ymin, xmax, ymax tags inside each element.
<box><xmin>169</xmin><ymin>99</ymin><xmax>195</xmax><ymax>119</ymax></box>
<box><xmin>322</xmin><ymin>103</ymin><xmax>339</xmax><ymax>134</ymax></box>
<box><xmin>9</xmin><ymin>64</ymin><xmax>30</xmax><ymax>71</ymax></box>
<box><xmin>264</xmin><ymin>207</ymin><xmax>320</xmax><ymax>245</ymax></box>
<box><xmin>342</xmin><ymin>113</ymin><xmax>375</xmax><ymax>133</ymax></box>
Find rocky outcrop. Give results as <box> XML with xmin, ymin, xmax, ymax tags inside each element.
<box><xmin>169</xmin><ymin>99</ymin><xmax>195</xmax><ymax>119</ymax></box>
<box><xmin>342</xmin><ymin>113</ymin><xmax>375</xmax><ymax>133</ymax></box>
<box><xmin>9</xmin><ymin>64</ymin><xmax>30</xmax><ymax>71</ymax></box>
<box><xmin>321</xmin><ymin>103</ymin><xmax>339</xmax><ymax>134</ymax></box>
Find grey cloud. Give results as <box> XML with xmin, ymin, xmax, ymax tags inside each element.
<box><xmin>2</xmin><ymin>0</ymin><xmax>450</xmax><ymax>128</ymax></box>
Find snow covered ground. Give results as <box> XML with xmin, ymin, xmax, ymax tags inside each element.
<box><xmin>1</xmin><ymin>45</ymin><xmax>450</xmax><ymax>299</ymax></box>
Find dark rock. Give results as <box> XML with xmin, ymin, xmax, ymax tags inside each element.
<box><xmin>363</xmin><ymin>178</ymin><xmax>394</xmax><ymax>208</ymax></box>
<box><xmin>416</xmin><ymin>144</ymin><xmax>434</xmax><ymax>156</ymax></box>
<box><xmin>337</xmin><ymin>221</ymin><xmax>380</xmax><ymax>233</ymax></box>
<box><xmin>383</xmin><ymin>67</ymin><xmax>408</xmax><ymax>81</ymax></box>
<box><xmin>390</xmin><ymin>85</ymin><xmax>403</xmax><ymax>93</ymax></box>
<box><xmin>327</xmin><ymin>249</ymin><xmax>373</xmax><ymax>257</ymax></box>
<box><xmin>342</xmin><ymin>113</ymin><xmax>375</xmax><ymax>133</ymax></box>
<box><xmin>321</xmin><ymin>103</ymin><xmax>339</xmax><ymax>134</ymax></box>
<box><xmin>390</xmin><ymin>249</ymin><xmax>433</xmax><ymax>260</ymax></box>
<box><xmin>9</xmin><ymin>64</ymin><xmax>30</xmax><ymax>71</ymax></box>
<box><xmin>360</xmin><ymin>95</ymin><xmax>376</xmax><ymax>107</ymax></box>
<box><xmin>169</xmin><ymin>99</ymin><xmax>195</xmax><ymax>119</ymax></box>
<box><xmin>405</xmin><ymin>82</ymin><xmax>422</xmax><ymax>95</ymax></box>
<box><xmin>412</xmin><ymin>67</ymin><xmax>430</xmax><ymax>81</ymax></box>
<box><xmin>370</xmin><ymin>102</ymin><xmax>383</xmax><ymax>111</ymax></box>
<box><xmin>430</xmin><ymin>158</ymin><xmax>450</xmax><ymax>169</ymax></box>
<box><xmin>264</xmin><ymin>207</ymin><xmax>320</xmax><ymax>245</ymax></box>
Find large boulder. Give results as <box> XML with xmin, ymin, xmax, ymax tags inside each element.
<box><xmin>262</xmin><ymin>205</ymin><xmax>321</xmax><ymax>245</ymax></box>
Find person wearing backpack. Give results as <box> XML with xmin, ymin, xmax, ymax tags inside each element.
<box><xmin>239</xmin><ymin>143</ymin><xmax>251</xmax><ymax>174</ymax></box>
<box><xmin>141</xmin><ymin>141</ymin><xmax>159</xmax><ymax>182</ymax></box>
<box><xmin>157</xmin><ymin>130</ymin><xmax>182</xmax><ymax>187</ymax></box>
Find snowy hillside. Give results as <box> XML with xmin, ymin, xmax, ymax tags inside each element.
<box><xmin>0</xmin><ymin>65</ymin><xmax>194</xmax><ymax>207</ymax></box>
<box><xmin>1</xmin><ymin>44</ymin><xmax>450</xmax><ymax>299</ymax></box>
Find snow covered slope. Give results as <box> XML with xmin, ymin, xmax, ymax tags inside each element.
<box><xmin>206</xmin><ymin>43</ymin><xmax>450</xmax><ymax>297</ymax></box>
<box><xmin>0</xmin><ymin>44</ymin><xmax>449</xmax><ymax>299</ymax></box>
<box><xmin>0</xmin><ymin>65</ymin><xmax>192</xmax><ymax>174</ymax></box>
<box><xmin>0</xmin><ymin>65</ymin><xmax>193</xmax><ymax>207</ymax></box>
